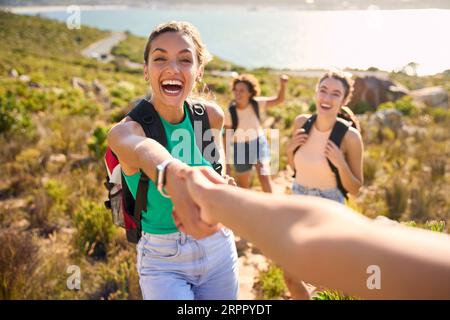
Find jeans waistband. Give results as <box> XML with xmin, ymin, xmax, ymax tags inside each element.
<box><xmin>142</xmin><ymin>231</ymin><xmax>189</xmax><ymax>245</ymax></box>
<box><xmin>292</xmin><ymin>181</ymin><xmax>338</xmax><ymax>193</ymax></box>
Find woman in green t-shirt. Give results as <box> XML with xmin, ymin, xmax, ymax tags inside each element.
<box><xmin>108</xmin><ymin>21</ymin><xmax>238</xmax><ymax>300</ymax></box>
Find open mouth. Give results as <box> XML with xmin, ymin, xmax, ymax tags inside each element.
<box><xmin>160</xmin><ymin>79</ymin><xmax>184</xmax><ymax>96</ymax></box>
<box><xmin>319</xmin><ymin>103</ymin><xmax>332</xmax><ymax>111</ymax></box>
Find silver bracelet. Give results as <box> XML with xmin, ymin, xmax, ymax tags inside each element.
<box><xmin>156</xmin><ymin>158</ymin><xmax>181</xmax><ymax>198</ymax></box>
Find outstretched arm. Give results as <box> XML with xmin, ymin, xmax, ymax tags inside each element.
<box><xmin>108</xmin><ymin>119</ymin><xmax>221</xmax><ymax>238</ymax></box>
<box><xmin>107</xmin><ymin>119</ymin><xmax>176</xmax><ymax>180</ymax></box>
<box><xmin>175</xmin><ymin>169</ymin><xmax>450</xmax><ymax>300</ymax></box>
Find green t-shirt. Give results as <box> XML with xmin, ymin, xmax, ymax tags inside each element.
<box><xmin>122</xmin><ymin>103</ymin><xmax>212</xmax><ymax>234</ymax></box>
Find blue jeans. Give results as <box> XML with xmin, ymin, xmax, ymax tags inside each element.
<box><xmin>292</xmin><ymin>181</ymin><xmax>345</xmax><ymax>204</ymax></box>
<box><xmin>233</xmin><ymin>135</ymin><xmax>271</xmax><ymax>173</ymax></box>
<box><xmin>136</xmin><ymin>228</ymin><xmax>239</xmax><ymax>300</ymax></box>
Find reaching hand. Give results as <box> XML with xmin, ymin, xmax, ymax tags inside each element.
<box><xmin>170</xmin><ymin>166</ymin><xmax>230</xmax><ymax>239</ymax></box>
<box><xmin>166</xmin><ymin>164</ymin><xmax>222</xmax><ymax>239</ymax></box>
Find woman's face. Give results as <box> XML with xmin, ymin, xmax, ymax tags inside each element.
<box><xmin>233</xmin><ymin>82</ymin><xmax>252</xmax><ymax>105</ymax></box>
<box><xmin>144</xmin><ymin>31</ymin><xmax>202</xmax><ymax>107</ymax></box>
<box><xmin>315</xmin><ymin>77</ymin><xmax>346</xmax><ymax>117</ymax></box>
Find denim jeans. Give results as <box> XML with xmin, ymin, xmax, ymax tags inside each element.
<box><xmin>292</xmin><ymin>181</ymin><xmax>345</xmax><ymax>204</ymax></box>
<box><xmin>136</xmin><ymin>227</ymin><xmax>239</xmax><ymax>300</ymax></box>
<box><xmin>233</xmin><ymin>135</ymin><xmax>271</xmax><ymax>173</ymax></box>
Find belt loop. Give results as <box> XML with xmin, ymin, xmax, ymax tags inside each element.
<box><xmin>179</xmin><ymin>232</ymin><xmax>187</xmax><ymax>245</ymax></box>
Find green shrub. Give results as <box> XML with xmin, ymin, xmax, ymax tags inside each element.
<box><xmin>429</xmin><ymin>155</ymin><xmax>446</xmax><ymax>181</ymax></box>
<box><xmin>352</xmin><ymin>101</ymin><xmax>373</xmax><ymax>114</ymax></box>
<box><xmin>0</xmin><ymin>230</ymin><xmax>39</xmax><ymax>299</ymax></box>
<box><xmin>15</xmin><ymin>148</ymin><xmax>41</xmax><ymax>174</ymax></box>
<box><xmin>430</xmin><ymin>107</ymin><xmax>450</xmax><ymax>124</ymax></box>
<box><xmin>384</xmin><ymin>178</ymin><xmax>409</xmax><ymax>220</ymax></box>
<box><xmin>88</xmin><ymin>125</ymin><xmax>109</xmax><ymax>160</ymax></box>
<box><xmin>44</xmin><ymin>179</ymin><xmax>69</xmax><ymax>216</ymax></box>
<box><xmin>378</xmin><ymin>96</ymin><xmax>419</xmax><ymax>116</ymax></box>
<box><xmin>73</xmin><ymin>200</ymin><xmax>115</xmax><ymax>259</ymax></box>
<box><xmin>408</xmin><ymin>188</ymin><xmax>431</xmax><ymax>221</ymax></box>
<box><xmin>0</xmin><ymin>93</ymin><xmax>32</xmax><ymax>134</ymax></box>
<box><xmin>213</xmin><ymin>82</ymin><xmax>227</xmax><ymax>94</ymax></box>
<box><xmin>402</xmin><ymin>220</ymin><xmax>446</xmax><ymax>233</ymax></box>
<box><xmin>258</xmin><ymin>265</ymin><xmax>287</xmax><ymax>299</ymax></box>
<box><xmin>313</xmin><ymin>289</ymin><xmax>357</xmax><ymax>300</ymax></box>
<box><xmin>363</xmin><ymin>155</ymin><xmax>378</xmax><ymax>185</ymax></box>
<box><xmin>424</xmin><ymin>220</ymin><xmax>446</xmax><ymax>233</ymax></box>
<box><xmin>92</xmin><ymin>259</ymin><xmax>132</xmax><ymax>300</ymax></box>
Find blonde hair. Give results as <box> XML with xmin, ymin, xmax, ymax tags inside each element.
<box><xmin>144</xmin><ymin>21</ymin><xmax>212</xmax><ymax>68</ymax></box>
<box><xmin>232</xmin><ymin>74</ymin><xmax>261</xmax><ymax>99</ymax></box>
<box><xmin>317</xmin><ymin>69</ymin><xmax>354</xmax><ymax>104</ymax></box>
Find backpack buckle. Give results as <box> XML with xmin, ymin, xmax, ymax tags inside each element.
<box><xmin>192</xmin><ymin>104</ymin><xmax>205</xmax><ymax>116</ymax></box>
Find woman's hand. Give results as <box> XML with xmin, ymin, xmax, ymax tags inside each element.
<box><xmin>325</xmin><ymin>140</ymin><xmax>346</xmax><ymax>169</ymax></box>
<box><xmin>286</xmin><ymin>128</ymin><xmax>308</xmax><ymax>157</ymax></box>
<box><xmin>166</xmin><ymin>164</ymin><xmax>222</xmax><ymax>239</ymax></box>
<box><xmin>280</xmin><ymin>74</ymin><xmax>289</xmax><ymax>86</ymax></box>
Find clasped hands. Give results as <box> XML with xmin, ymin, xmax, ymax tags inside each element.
<box><xmin>164</xmin><ymin>161</ymin><xmax>235</xmax><ymax>239</ymax></box>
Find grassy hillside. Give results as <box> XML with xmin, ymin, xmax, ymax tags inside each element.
<box><xmin>0</xmin><ymin>10</ymin><xmax>449</xmax><ymax>300</ymax></box>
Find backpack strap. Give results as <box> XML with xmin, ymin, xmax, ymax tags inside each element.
<box><xmin>249</xmin><ymin>98</ymin><xmax>260</xmax><ymax>121</ymax></box>
<box><xmin>327</xmin><ymin>118</ymin><xmax>351</xmax><ymax>199</ymax></box>
<box><xmin>228</xmin><ymin>99</ymin><xmax>260</xmax><ymax>132</ymax></box>
<box><xmin>292</xmin><ymin>114</ymin><xmax>317</xmax><ymax>156</ymax></box>
<box><xmin>228</xmin><ymin>101</ymin><xmax>239</xmax><ymax>131</ymax></box>
<box><xmin>291</xmin><ymin>114</ymin><xmax>317</xmax><ymax>178</ymax></box>
<box><xmin>127</xmin><ymin>99</ymin><xmax>167</xmax><ymax>147</ymax></box>
<box><xmin>124</xmin><ymin>99</ymin><xmax>168</xmax><ymax>240</ymax></box>
<box><xmin>292</xmin><ymin>115</ymin><xmax>351</xmax><ymax>200</ymax></box>
<box><xmin>186</xmin><ymin>100</ymin><xmax>223</xmax><ymax>175</ymax></box>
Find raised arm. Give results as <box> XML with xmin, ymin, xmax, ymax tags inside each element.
<box><xmin>255</xmin><ymin>74</ymin><xmax>289</xmax><ymax>109</ymax></box>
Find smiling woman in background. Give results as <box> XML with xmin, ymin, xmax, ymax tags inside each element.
<box><xmin>284</xmin><ymin>70</ymin><xmax>364</xmax><ymax>299</ymax></box>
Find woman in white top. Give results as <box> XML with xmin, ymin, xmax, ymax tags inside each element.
<box><xmin>224</xmin><ymin>73</ymin><xmax>288</xmax><ymax>192</ymax></box>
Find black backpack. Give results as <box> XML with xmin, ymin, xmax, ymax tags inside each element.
<box><xmin>104</xmin><ymin>99</ymin><xmax>222</xmax><ymax>244</ymax></box>
<box><xmin>293</xmin><ymin>106</ymin><xmax>360</xmax><ymax>200</ymax></box>
<box><xmin>228</xmin><ymin>99</ymin><xmax>260</xmax><ymax>131</ymax></box>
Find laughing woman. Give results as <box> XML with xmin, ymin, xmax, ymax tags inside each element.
<box><xmin>284</xmin><ymin>69</ymin><xmax>364</xmax><ymax>299</ymax></box>
<box><xmin>107</xmin><ymin>21</ymin><xmax>238</xmax><ymax>300</ymax></box>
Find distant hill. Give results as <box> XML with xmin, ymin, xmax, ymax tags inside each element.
<box><xmin>2</xmin><ymin>0</ymin><xmax>450</xmax><ymax>10</ymax></box>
